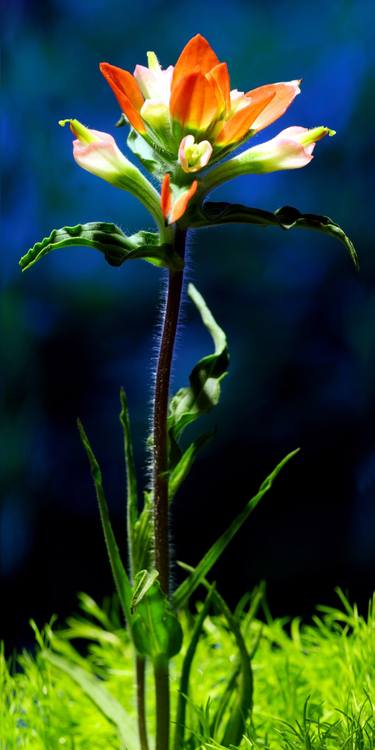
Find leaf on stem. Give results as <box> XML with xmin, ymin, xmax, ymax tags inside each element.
<box><xmin>19</xmin><ymin>222</ymin><xmax>183</xmax><ymax>272</ymax></box>
<box><xmin>43</xmin><ymin>652</ymin><xmax>139</xmax><ymax>750</ymax></box>
<box><xmin>77</xmin><ymin>420</ymin><xmax>132</xmax><ymax>626</ymax></box>
<box><xmin>172</xmin><ymin>448</ymin><xmax>300</xmax><ymax>610</ymax></box>
<box><xmin>131</xmin><ymin>578</ymin><xmax>183</xmax><ymax>660</ymax></box>
<box><xmin>167</xmin><ymin>283</ymin><xmax>229</xmax><ymax>501</ymax></box>
<box><xmin>169</xmin><ymin>283</ymin><xmax>229</xmax><ymax>440</ymax></box>
<box><xmin>190</xmin><ymin>202</ymin><xmax>359</xmax><ymax>270</ymax></box>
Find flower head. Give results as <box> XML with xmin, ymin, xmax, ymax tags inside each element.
<box><xmin>94</xmin><ymin>35</ymin><xmax>333</xmax><ymax>224</ymax></box>
<box><xmin>100</xmin><ymin>35</ymin><xmax>300</xmax><ymax>168</ymax></box>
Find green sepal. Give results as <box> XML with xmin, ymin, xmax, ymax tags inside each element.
<box><xmin>189</xmin><ymin>202</ymin><xmax>359</xmax><ymax>270</ymax></box>
<box><xmin>77</xmin><ymin>420</ymin><xmax>132</xmax><ymax>627</ymax></box>
<box><xmin>19</xmin><ymin>222</ymin><xmax>183</xmax><ymax>272</ymax></box>
<box><xmin>127</xmin><ymin>129</ymin><xmax>172</xmax><ymax>178</ymax></box>
<box><xmin>43</xmin><ymin>651</ymin><xmax>139</xmax><ymax>750</ymax></box>
<box><xmin>168</xmin><ymin>283</ymin><xmax>229</xmax><ymax>442</ymax></box>
<box><xmin>172</xmin><ymin>448</ymin><xmax>300</xmax><ymax>610</ymax></box>
<box><xmin>131</xmin><ymin>578</ymin><xmax>183</xmax><ymax>660</ymax></box>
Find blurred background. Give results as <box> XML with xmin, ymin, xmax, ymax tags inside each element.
<box><xmin>2</xmin><ymin>0</ymin><xmax>374</xmax><ymax>650</ymax></box>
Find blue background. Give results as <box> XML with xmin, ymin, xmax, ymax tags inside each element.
<box><xmin>2</xmin><ymin>0</ymin><xmax>374</xmax><ymax>648</ymax></box>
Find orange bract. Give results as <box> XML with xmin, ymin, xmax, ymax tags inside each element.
<box><xmin>100</xmin><ymin>63</ymin><xmax>146</xmax><ymax>133</ymax></box>
<box><xmin>170</xmin><ymin>71</ymin><xmax>220</xmax><ymax>133</ymax></box>
<box><xmin>172</xmin><ymin>34</ymin><xmax>220</xmax><ymax>89</ymax></box>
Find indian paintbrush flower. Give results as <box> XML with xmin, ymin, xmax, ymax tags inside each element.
<box><xmin>22</xmin><ymin>31</ymin><xmax>357</xmax><ymax>750</ymax></box>
<box><xmin>62</xmin><ymin>34</ymin><xmax>335</xmax><ymax>226</ymax></box>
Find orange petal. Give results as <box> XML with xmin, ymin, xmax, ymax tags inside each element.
<box><xmin>172</xmin><ymin>34</ymin><xmax>220</xmax><ymax>91</ymax></box>
<box><xmin>245</xmin><ymin>80</ymin><xmax>301</xmax><ymax>132</ymax></box>
<box><xmin>207</xmin><ymin>62</ymin><xmax>231</xmax><ymax>115</ymax></box>
<box><xmin>215</xmin><ymin>89</ymin><xmax>276</xmax><ymax>146</ymax></box>
<box><xmin>170</xmin><ymin>71</ymin><xmax>219</xmax><ymax>133</ymax></box>
<box><xmin>100</xmin><ymin>62</ymin><xmax>146</xmax><ymax>133</ymax></box>
<box><xmin>170</xmin><ymin>180</ymin><xmax>198</xmax><ymax>223</ymax></box>
<box><xmin>161</xmin><ymin>173</ymin><xmax>172</xmax><ymax>220</ymax></box>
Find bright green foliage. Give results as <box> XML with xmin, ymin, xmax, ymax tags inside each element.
<box><xmin>189</xmin><ymin>202</ymin><xmax>359</xmax><ymax>270</ymax></box>
<box><xmin>19</xmin><ymin>223</ymin><xmax>182</xmax><ymax>272</ymax></box>
<box><xmin>1</xmin><ymin>591</ymin><xmax>374</xmax><ymax>749</ymax></box>
<box><xmin>43</xmin><ymin>652</ymin><xmax>139</xmax><ymax>750</ymax></box>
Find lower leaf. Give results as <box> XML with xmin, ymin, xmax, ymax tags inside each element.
<box><xmin>19</xmin><ymin>222</ymin><xmax>183</xmax><ymax>272</ymax></box>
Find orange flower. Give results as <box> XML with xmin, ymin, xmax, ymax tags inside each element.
<box><xmin>100</xmin><ymin>35</ymin><xmax>300</xmax><ymax>166</ymax></box>
<box><xmin>99</xmin><ymin>35</ymin><xmax>332</xmax><ymax>224</ymax></box>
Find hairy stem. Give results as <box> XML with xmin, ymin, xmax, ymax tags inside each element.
<box><xmin>152</xmin><ymin>226</ymin><xmax>186</xmax><ymax>750</ymax></box>
<box><xmin>136</xmin><ymin>656</ymin><xmax>149</xmax><ymax>750</ymax></box>
<box><xmin>153</xmin><ymin>227</ymin><xmax>186</xmax><ymax>595</ymax></box>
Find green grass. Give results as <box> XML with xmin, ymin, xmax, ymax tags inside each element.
<box><xmin>1</xmin><ymin>589</ymin><xmax>374</xmax><ymax>749</ymax></box>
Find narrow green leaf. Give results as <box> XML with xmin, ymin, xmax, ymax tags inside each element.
<box><xmin>168</xmin><ymin>283</ymin><xmax>229</xmax><ymax>441</ymax></box>
<box><xmin>172</xmin><ymin>449</ymin><xmax>300</xmax><ymax>610</ymax></box>
<box><xmin>131</xmin><ymin>579</ymin><xmax>183</xmax><ymax>660</ymax></box>
<box><xmin>190</xmin><ymin>202</ymin><xmax>359</xmax><ymax>270</ymax></box>
<box><xmin>119</xmin><ymin>388</ymin><xmax>138</xmax><ymax>581</ymax></box>
<box><xmin>131</xmin><ymin>491</ymin><xmax>154</xmax><ymax>576</ymax></box>
<box><xmin>77</xmin><ymin>420</ymin><xmax>132</xmax><ymax>626</ymax></box>
<box><xmin>168</xmin><ymin>432</ymin><xmax>212</xmax><ymax>502</ymax></box>
<box><xmin>43</xmin><ymin>651</ymin><xmax>139</xmax><ymax>750</ymax></box>
<box><xmin>19</xmin><ymin>222</ymin><xmax>183</xmax><ymax>272</ymax></box>
<box><xmin>173</xmin><ymin>585</ymin><xmax>216</xmax><ymax>750</ymax></box>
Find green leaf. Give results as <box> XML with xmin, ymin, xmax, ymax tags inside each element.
<box><xmin>131</xmin><ymin>491</ymin><xmax>154</xmax><ymax>576</ymax></box>
<box><xmin>168</xmin><ymin>432</ymin><xmax>212</xmax><ymax>502</ymax></box>
<box><xmin>190</xmin><ymin>202</ymin><xmax>359</xmax><ymax>270</ymax></box>
<box><xmin>131</xmin><ymin>569</ymin><xmax>159</xmax><ymax>612</ymax></box>
<box><xmin>173</xmin><ymin>585</ymin><xmax>216</xmax><ymax>750</ymax></box>
<box><xmin>19</xmin><ymin>222</ymin><xmax>183</xmax><ymax>272</ymax></box>
<box><xmin>131</xmin><ymin>579</ymin><xmax>183</xmax><ymax>660</ymax></box>
<box><xmin>77</xmin><ymin>420</ymin><xmax>132</xmax><ymax>626</ymax></box>
<box><xmin>172</xmin><ymin>449</ymin><xmax>300</xmax><ymax>610</ymax></box>
<box><xmin>168</xmin><ymin>283</ymin><xmax>229</xmax><ymax>442</ymax></box>
<box><xmin>43</xmin><ymin>652</ymin><xmax>139</xmax><ymax>750</ymax></box>
<box><xmin>127</xmin><ymin>129</ymin><xmax>171</xmax><ymax>178</ymax></box>
<box><xmin>119</xmin><ymin>388</ymin><xmax>138</xmax><ymax>581</ymax></box>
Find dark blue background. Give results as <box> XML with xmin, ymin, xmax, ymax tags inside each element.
<box><xmin>2</xmin><ymin>0</ymin><xmax>374</xmax><ymax>648</ymax></box>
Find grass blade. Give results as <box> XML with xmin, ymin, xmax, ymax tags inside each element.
<box><xmin>44</xmin><ymin>651</ymin><xmax>139</xmax><ymax>750</ymax></box>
